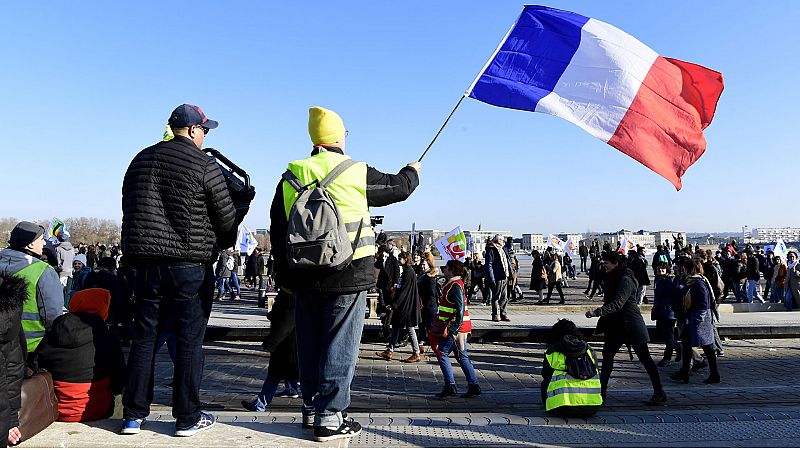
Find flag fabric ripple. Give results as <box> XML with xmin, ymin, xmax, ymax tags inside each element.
<box><xmin>467</xmin><ymin>5</ymin><xmax>724</xmax><ymax>190</ymax></box>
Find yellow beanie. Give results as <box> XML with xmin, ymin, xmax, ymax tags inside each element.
<box><xmin>308</xmin><ymin>106</ymin><xmax>345</xmax><ymax>145</ymax></box>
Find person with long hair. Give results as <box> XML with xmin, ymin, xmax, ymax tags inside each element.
<box><xmin>529</xmin><ymin>250</ymin><xmax>546</xmax><ymax>303</ymax></box>
<box><xmin>669</xmin><ymin>258</ymin><xmax>721</xmax><ymax>384</ymax></box>
<box><xmin>416</xmin><ymin>252</ymin><xmax>440</xmax><ymax>353</ymax></box>
<box><xmin>376</xmin><ymin>252</ymin><xmax>422</xmax><ymax>363</ymax></box>
<box><xmin>585</xmin><ymin>251</ymin><xmax>666</xmax><ymax>406</ymax></box>
<box><xmin>430</xmin><ymin>260</ymin><xmax>480</xmax><ymax>399</ymax></box>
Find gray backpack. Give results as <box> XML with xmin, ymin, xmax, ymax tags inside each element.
<box><xmin>282</xmin><ymin>159</ymin><xmax>362</xmax><ymax>270</ymax></box>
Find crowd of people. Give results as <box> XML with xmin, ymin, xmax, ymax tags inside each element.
<box><xmin>2</xmin><ymin>102</ymin><xmax>798</xmax><ymax>445</ymax></box>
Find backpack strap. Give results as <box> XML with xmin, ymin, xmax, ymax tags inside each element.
<box><xmin>319</xmin><ymin>159</ymin><xmax>357</xmax><ymax>188</ymax></box>
<box><xmin>282</xmin><ymin>170</ymin><xmax>306</xmax><ymax>193</ymax></box>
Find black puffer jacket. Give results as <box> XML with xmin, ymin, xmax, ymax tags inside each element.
<box><xmin>0</xmin><ymin>274</ymin><xmax>26</xmax><ymax>445</ymax></box>
<box><xmin>121</xmin><ymin>136</ymin><xmax>237</xmax><ymax>263</ymax></box>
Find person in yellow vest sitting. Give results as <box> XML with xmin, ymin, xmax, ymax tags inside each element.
<box><xmin>0</xmin><ymin>221</ymin><xmax>67</xmax><ymax>358</ymax></box>
<box><xmin>541</xmin><ymin>319</ymin><xmax>603</xmax><ymax>417</ymax></box>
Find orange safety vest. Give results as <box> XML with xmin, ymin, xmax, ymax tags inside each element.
<box><xmin>434</xmin><ymin>278</ymin><xmax>471</xmax><ymax>333</ymax></box>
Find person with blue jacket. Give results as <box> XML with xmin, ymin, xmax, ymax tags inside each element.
<box><xmin>484</xmin><ymin>235</ymin><xmax>511</xmax><ymax>322</ymax></box>
<box><xmin>652</xmin><ymin>262</ymin><xmax>680</xmax><ymax>366</ymax></box>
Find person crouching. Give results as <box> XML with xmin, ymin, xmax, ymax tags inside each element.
<box><xmin>34</xmin><ymin>288</ymin><xmax>127</xmax><ymax>422</ymax></box>
<box><xmin>541</xmin><ymin>319</ymin><xmax>602</xmax><ymax>417</ymax></box>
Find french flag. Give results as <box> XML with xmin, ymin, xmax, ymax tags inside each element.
<box><xmin>467</xmin><ymin>5</ymin><xmax>724</xmax><ymax>190</ymax></box>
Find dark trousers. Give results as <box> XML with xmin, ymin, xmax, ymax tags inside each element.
<box><xmin>580</xmin><ymin>256</ymin><xmax>588</xmax><ymax>272</ymax></box>
<box><xmin>600</xmin><ymin>341</ymin><xmax>663</xmax><ymax>398</ymax></box>
<box><xmin>545</xmin><ymin>280</ymin><xmax>564</xmax><ymax>301</ymax></box>
<box><xmin>123</xmin><ymin>262</ymin><xmax>214</xmax><ymax>428</ymax></box>
<box><xmin>679</xmin><ymin>341</ymin><xmax>719</xmax><ymax>378</ymax></box>
<box><xmin>655</xmin><ymin>319</ymin><xmax>680</xmax><ymax>361</ymax></box>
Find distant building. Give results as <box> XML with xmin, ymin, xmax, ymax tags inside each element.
<box><xmin>255</xmin><ymin>228</ymin><xmax>268</xmax><ymax>236</ymax></box>
<box><xmin>593</xmin><ymin>230</ymin><xmax>657</xmax><ymax>250</ymax></box>
<box><xmin>522</xmin><ymin>233</ymin><xmax>546</xmax><ymax>251</ymax></box>
<box><xmin>751</xmin><ymin>227</ymin><xmax>800</xmax><ymax>243</ymax></box>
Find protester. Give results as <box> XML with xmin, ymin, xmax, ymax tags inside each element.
<box><xmin>120</xmin><ymin>104</ymin><xmax>239</xmax><ymax>436</ymax></box>
<box><xmin>269</xmin><ymin>106</ymin><xmax>420</xmax><ymax>442</ymax></box>
<box><xmin>585</xmin><ymin>251</ymin><xmax>667</xmax><ymax>405</ymax></box>
<box><xmin>652</xmin><ymin>244</ymin><xmax>672</xmax><ymax>269</ymax></box>
<box><xmin>83</xmin><ymin>257</ymin><xmax>121</xmax><ymax>326</ymax></box>
<box><xmin>541</xmin><ymin>319</ymin><xmax>602</xmax><ymax>417</ymax></box>
<box><xmin>215</xmin><ymin>247</ymin><xmax>236</xmax><ymax>301</ymax></box>
<box><xmin>485</xmin><ymin>235</ymin><xmax>511</xmax><ymax>321</ymax></box>
<box><xmin>0</xmin><ymin>221</ymin><xmax>66</xmax><ymax>355</ymax></box>
<box><xmin>242</xmin><ymin>289</ymin><xmax>300</xmax><ymax>412</ymax></box>
<box><xmin>0</xmin><ymin>273</ymin><xmax>27</xmax><ymax>446</ymax></box>
<box><xmin>540</xmin><ymin>253</ymin><xmax>565</xmax><ymax>304</ymax></box>
<box><xmin>69</xmin><ymin>255</ymin><xmax>92</xmax><ymax>297</ymax></box>
<box><xmin>35</xmin><ymin>288</ymin><xmax>127</xmax><ymax>422</ymax></box>
<box><xmin>579</xmin><ymin>243</ymin><xmax>589</xmax><ymax>273</ymax></box>
<box><xmin>85</xmin><ymin>245</ymin><xmax>98</xmax><ymax>270</ymax></box>
<box><xmin>628</xmin><ymin>247</ymin><xmax>650</xmax><ymax>305</ymax></box>
<box><xmin>430</xmin><ymin>260</ymin><xmax>479</xmax><ymax>399</ymax></box>
<box><xmin>584</xmin><ymin>254</ymin><xmax>604</xmax><ymax>300</ymax></box>
<box><xmin>652</xmin><ymin>263</ymin><xmax>680</xmax><ymax>366</ymax></box>
<box><xmin>743</xmin><ymin>252</ymin><xmax>765</xmax><ymax>303</ymax></box>
<box><xmin>376</xmin><ymin>252</ymin><xmax>422</xmax><ymax>363</ymax></box>
<box><xmin>466</xmin><ymin>253</ymin><xmax>485</xmax><ymax>303</ymax></box>
<box><xmin>786</xmin><ymin>251</ymin><xmax>800</xmax><ymax>311</ymax></box>
<box><xmin>244</xmin><ymin>248</ymin><xmax>259</xmax><ymax>289</ymax></box>
<box><xmin>698</xmin><ymin>252</ymin><xmax>725</xmax><ymax>357</ymax></box>
<box><xmin>416</xmin><ymin>252</ymin><xmax>440</xmax><ymax>352</ymax></box>
<box><xmin>230</xmin><ymin>250</ymin><xmax>242</xmax><ymax>300</ymax></box>
<box><xmin>771</xmin><ymin>255</ymin><xmax>787</xmax><ymax>304</ymax></box>
<box><xmin>530</xmin><ymin>250</ymin><xmax>546</xmax><ymax>303</ymax></box>
<box><xmin>669</xmin><ymin>258</ymin><xmax>721</xmax><ymax>384</ymax></box>
<box><xmin>53</xmin><ymin>229</ymin><xmax>75</xmax><ymax>289</ymax></box>
<box><xmin>375</xmin><ymin>245</ymin><xmax>400</xmax><ymax>313</ymax></box>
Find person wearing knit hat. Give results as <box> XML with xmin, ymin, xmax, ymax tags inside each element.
<box><xmin>308</xmin><ymin>106</ymin><xmax>346</xmax><ymax>146</ymax></box>
<box><xmin>35</xmin><ymin>287</ymin><xmax>126</xmax><ymax>423</ymax></box>
<box><xmin>0</xmin><ymin>221</ymin><xmax>66</xmax><ymax>355</ymax></box>
<box><xmin>270</xmin><ymin>106</ymin><xmax>422</xmax><ymax>442</ymax></box>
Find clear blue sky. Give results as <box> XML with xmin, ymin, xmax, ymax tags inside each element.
<box><xmin>1</xmin><ymin>1</ymin><xmax>798</xmax><ymax>236</ymax></box>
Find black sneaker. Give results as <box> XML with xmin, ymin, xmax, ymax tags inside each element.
<box><xmin>460</xmin><ymin>384</ymin><xmax>481</xmax><ymax>398</ymax></box>
<box><xmin>434</xmin><ymin>384</ymin><xmax>457</xmax><ymax>399</ymax></box>
<box><xmin>313</xmin><ymin>418</ymin><xmax>362</xmax><ymax>442</ymax></box>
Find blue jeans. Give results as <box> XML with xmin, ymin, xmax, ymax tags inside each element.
<box><xmin>295</xmin><ymin>290</ymin><xmax>366</xmax><ymax>428</ymax></box>
<box><xmin>230</xmin><ymin>273</ymin><xmax>241</xmax><ymax>296</ymax></box>
<box><xmin>746</xmin><ymin>280</ymin><xmax>764</xmax><ymax>303</ymax></box>
<box><xmin>123</xmin><ymin>262</ymin><xmax>214</xmax><ymax>429</ymax></box>
<box><xmin>217</xmin><ymin>277</ymin><xmax>231</xmax><ymax>299</ymax></box>
<box><xmin>436</xmin><ymin>333</ymin><xmax>478</xmax><ymax>387</ymax></box>
<box><xmin>250</xmin><ymin>378</ymin><xmax>300</xmax><ymax>411</ymax></box>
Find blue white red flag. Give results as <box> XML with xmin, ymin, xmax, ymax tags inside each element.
<box><xmin>467</xmin><ymin>6</ymin><xmax>724</xmax><ymax>190</ymax></box>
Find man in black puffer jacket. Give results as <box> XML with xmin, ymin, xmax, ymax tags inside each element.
<box><xmin>120</xmin><ymin>104</ymin><xmax>236</xmax><ymax>437</ymax></box>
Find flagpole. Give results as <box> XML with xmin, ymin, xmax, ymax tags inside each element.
<box><xmin>417</xmin><ymin>95</ymin><xmax>467</xmax><ymax>162</ymax></box>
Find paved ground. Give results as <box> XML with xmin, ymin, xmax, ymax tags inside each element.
<box><xmin>20</xmin><ymin>338</ymin><xmax>800</xmax><ymax>447</ymax></box>
<box><xmin>20</xmin><ymin>265</ymin><xmax>800</xmax><ymax>447</ymax></box>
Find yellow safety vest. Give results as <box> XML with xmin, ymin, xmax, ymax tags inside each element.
<box><xmin>544</xmin><ymin>349</ymin><xmax>603</xmax><ymax>411</ymax></box>
<box><xmin>282</xmin><ymin>151</ymin><xmax>376</xmax><ymax>261</ymax></box>
<box><xmin>14</xmin><ymin>261</ymin><xmax>50</xmax><ymax>352</ymax></box>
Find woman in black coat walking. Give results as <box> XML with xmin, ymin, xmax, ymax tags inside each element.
<box><xmin>376</xmin><ymin>252</ymin><xmax>422</xmax><ymax>363</ymax></box>
<box><xmin>585</xmin><ymin>251</ymin><xmax>667</xmax><ymax>406</ymax></box>
<box><xmin>529</xmin><ymin>250</ymin><xmax>546</xmax><ymax>303</ymax></box>
<box><xmin>0</xmin><ymin>274</ymin><xmax>26</xmax><ymax>446</ymax></box>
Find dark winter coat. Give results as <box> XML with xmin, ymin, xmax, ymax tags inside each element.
<box><xmin>593</xmin><ymin>268</ymin><xmax>648</xmax><ymax>346</ymax></box>
<box><xmin>679</xmin><ymin>276</ymin><xmax>715</xmax><ymax>347</ymax></box>
<box><xmin>262</xmin><ymin>291</ymin><xmax>298</xmax><ymax>381</ymax></box>
<box><xmin>35</xmin><ymin>312</ymin><xmax>126</xmax><ymax>422</ymax></box>
<box><xmin>530</xmin><ymin>257</ymin><xmax>546</xmax><ymax>290</ymax></box>
<box><xmin>652</xmin><ymin>276</ymin><xmax>677</xmax><ymax>321</ymax></box>
<box><xmin>389</xmin><ymin>266</ymin><xmax>421</xmax><ymax>329</ymax></box>
<box><xmin>746</xmin><ymin>257</ymin><xmax>760</xmax><ymax>281</ymax></box>
<box><xmin>269</xmin><ymin>148</ymin><xmax>419</xmax><ymax>294</ymax></box>
<box><xmin>416</xmin><ymin>273</ymin><xmax>439</xmax><ymax>314</ymax></box>
<box><xmin>628</xmin><ymin>255</ymin><xmax>650</xmax><ymax>286</ymax></box>
<box><xmin>484</xmin><ymin>244</ymin><xmax>509</xmax><ymax>285</ymax></box>
<box><xmin>121</xmin><ymin>135</ymin><xmax>237</xmax><ymax>264</ymax></box>
<box><xmin>375</xmin><ymin>254</ymin><xmax>400</xmax><ymax>291</ymax></box>
<box><xmin>0</xmin><ymin>274</ymin><xmax>26</xmax><ymax>446</ymax></box>
<box><xmin>82</xmin><ymin>271</ymin><xmax>121</xmax><ymax>323</ymax></box>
